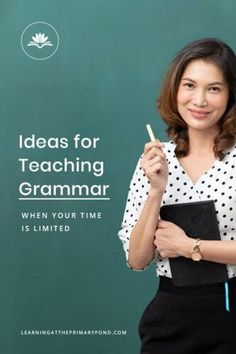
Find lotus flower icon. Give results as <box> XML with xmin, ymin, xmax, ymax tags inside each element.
<box><xmin>27</xmin><ymin>32</ymin><xmax>53</xmax><ymax>49</ymax></box>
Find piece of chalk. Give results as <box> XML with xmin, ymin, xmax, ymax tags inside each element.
<box><xmin>146</xmin><ymin>124</ymin><xmax>156</xmax><ymax>142</ymax></box>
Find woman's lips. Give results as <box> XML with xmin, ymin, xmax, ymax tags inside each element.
<box><xmin>188</xmin><ymin>108</ymin><xmax>211</xmax><ymax>118</ymax></box>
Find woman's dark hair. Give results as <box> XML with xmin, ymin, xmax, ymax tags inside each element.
<box><xmin>157</xmin><ymin>38</ymin><xmax>236</xmax><ymax>160</ymax></box>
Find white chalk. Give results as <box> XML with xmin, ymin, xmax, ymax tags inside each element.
<box><xmin>146</xmin><ymin>124</ymin><xmax>156</xmax><ymax>142</ymax></box>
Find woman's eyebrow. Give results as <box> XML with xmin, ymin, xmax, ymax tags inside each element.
<box><xmin>182</xmin><ymin>77</ymin><xmax>224</xmax><ymax>85</ymax></box>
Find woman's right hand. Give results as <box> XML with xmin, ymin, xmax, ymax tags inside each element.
<box><xmin>140</xmin><ymin>140</ymin><xmax>168</xmax><ymax>194</ymax></box>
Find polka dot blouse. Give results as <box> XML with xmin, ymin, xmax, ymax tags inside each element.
<box><xmin>118</xmin><ymin>141</ymin><xmax>236</xmax><ymax>279</ymax></box>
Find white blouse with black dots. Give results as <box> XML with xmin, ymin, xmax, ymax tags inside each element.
<box><xmin>118</xmin><ymin>141</ymin><xmax>236</xmax><ymax>279</ymax></box>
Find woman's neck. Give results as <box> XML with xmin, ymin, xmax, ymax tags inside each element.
<box><xmin>187</xmin><ymin>128</ymin><xmax>218</xmax><ymax>156</ymax></box>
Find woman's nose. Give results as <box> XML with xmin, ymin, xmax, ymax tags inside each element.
<box><xmin>192</xmin><ymin>89</ymin><xmax>207</xmax><ymax>107</ymax></box>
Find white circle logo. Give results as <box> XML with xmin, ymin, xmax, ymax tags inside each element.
<box><xmin>21</xmin><ymin>22</ymin><xmax>59</xmax><ymax>60</ymax></box>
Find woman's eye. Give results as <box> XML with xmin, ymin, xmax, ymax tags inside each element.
<box><xmin>209</xmin><ymin>86</ymin><xmax>221</xmax><ymax>92</ymax></box>
<box><xmin>183</xmin><ymin>83</ymin><xmax>194</xmax><ymax>89</ymax></box>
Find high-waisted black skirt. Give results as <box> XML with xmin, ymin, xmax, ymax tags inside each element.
<box><xmin>138</xmin><ymin>276</ymin><xmax>236</xmax><ymax>354</ymax></box>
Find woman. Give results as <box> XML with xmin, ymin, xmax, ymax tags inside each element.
<box><xmin>118</xmin><ymin>38</ymin><xmax>236</xmax><ymax>354</ymax></box>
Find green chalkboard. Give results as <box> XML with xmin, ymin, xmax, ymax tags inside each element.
<box><xmin>0</xmin><ymin>1</ymin><xmax>236</xmax><ymax>353</ymax></box>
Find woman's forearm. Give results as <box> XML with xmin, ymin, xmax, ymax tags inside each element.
<box><xmin>128</xmin><ymin>189</ymin><xmax>163</xmax><ymax>269</ymax></box>
<box><xmin>183</xmin><ymin>239</ymin><xmax>236</xmax><ymax>265</ymax></box>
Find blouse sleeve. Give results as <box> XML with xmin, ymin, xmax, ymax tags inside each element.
<box><xmin>118</xmin><ymin>154</ymin><xmax>151</xmax><ymax>270</ymax></box>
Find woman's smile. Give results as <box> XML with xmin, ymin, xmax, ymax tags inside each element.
<box><xmin>187</xmin><ymin>108</ymin><xmax>212</xmax><ymax>119</ymax></box>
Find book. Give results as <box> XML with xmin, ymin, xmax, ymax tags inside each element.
<box><xmin>160</xmin><ymin>200</ymin><xmax>228</xmax><ymax>286</ymax></box>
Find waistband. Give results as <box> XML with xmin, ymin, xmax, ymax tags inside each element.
<box><xmin>159</xmin><ymin>276</ymin><xmax>236</xmax><ymax>296</ymax></box>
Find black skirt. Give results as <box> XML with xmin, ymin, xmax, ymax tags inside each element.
<box><xmin>138</xmin><ymin>276</ymin><xmax>236</xmax><ymax>354</ymax></box>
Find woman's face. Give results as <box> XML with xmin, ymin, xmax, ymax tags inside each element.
<box><xmin>177</xmin><ymin>59</ymin><xmax>229</xmax><ymax>134</ymax></box>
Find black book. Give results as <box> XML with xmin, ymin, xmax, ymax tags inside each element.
<box><xmin>160</xmin><ymin>200</ymin><xmax>228</xmax><ymax>287</ymax></box>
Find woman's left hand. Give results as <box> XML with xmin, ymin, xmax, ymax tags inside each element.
<box><xmin>154</xmin><ymin>220</ymin><xmax>192</xmax><ymax>258</ymax></box>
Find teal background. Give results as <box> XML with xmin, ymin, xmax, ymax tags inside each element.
<box><xmin>0</xmin><ymin>1</ymin><xmax>236</xmax><ymax>353</ymax></box>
